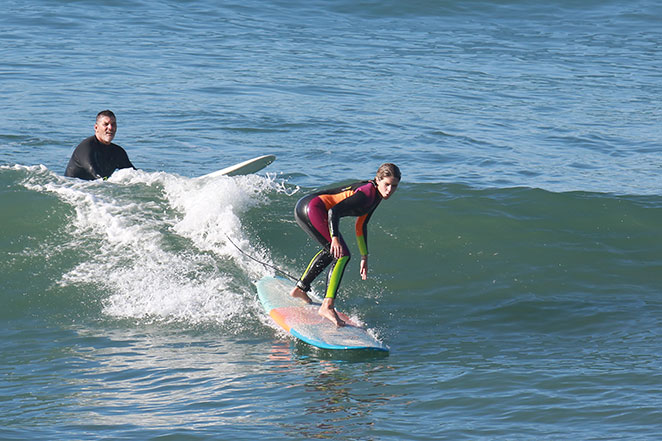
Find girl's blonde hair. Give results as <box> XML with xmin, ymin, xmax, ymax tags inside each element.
<box><xmin>376</xmin><ymin>163</ymin><xmax>401</xmax><ymax>181</ymax></box>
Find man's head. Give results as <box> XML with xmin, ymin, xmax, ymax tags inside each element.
<box><xmin>94</xmin><ymin>110</ymin><xmax>117</xmax><ymax>145</ymax></box>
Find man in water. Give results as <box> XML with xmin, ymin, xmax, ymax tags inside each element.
<box><xmin>64</xmin><ymin>110</ymin><xmax>135</xmax><ymax>180</ymax></box>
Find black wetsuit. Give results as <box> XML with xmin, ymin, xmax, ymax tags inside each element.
<box><xmin>64</xmin><ymin>135</ymin><xmax>134</xmax><ymax>180</ymax></box>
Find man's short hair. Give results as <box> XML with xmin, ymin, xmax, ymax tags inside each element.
<box><xmin>96</xmin><ymin>110</ymin><xmax>116</xmax><ymax>121</ymax></box>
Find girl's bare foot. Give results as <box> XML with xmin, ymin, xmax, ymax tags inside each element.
<box><xmin>290</xmin><ymin>286</ymin><xmax>312</xmax><ymax>304</ymax></box>
<box><xmin>318</xmin><ymin>298</ymin><xmax>345</xmax><ymax>327</ymax></box>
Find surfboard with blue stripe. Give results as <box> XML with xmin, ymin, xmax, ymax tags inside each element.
<box><xmin>256</xmin><ymin>276</ymin><xmax>389</xmax><ymax>352</ymax></box>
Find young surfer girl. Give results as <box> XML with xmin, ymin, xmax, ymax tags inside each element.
<box><xmin>289</xmin><ymin>163</ymin><xmax>401</xmax><ymax>326</ymax></box>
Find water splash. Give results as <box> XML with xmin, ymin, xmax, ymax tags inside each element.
<box><xmin>20</xmin><ymin>166</ymin><xmax>290</xmax><ymax>328</ymax></box>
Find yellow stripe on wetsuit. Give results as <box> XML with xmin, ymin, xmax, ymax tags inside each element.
<box><xmin>299</xmin><ymin>249</ymin><xmax>326</xmax><ymax>284</ymax></box>
<box><xmin>355</xmin><ymin>213</ymin><xmax>369</xmax><ymax>256</ymax></box>
<box><xmin>326</xmin><ymin>256</ymin><xmax>349</xmax><ymax>299</ymax></box>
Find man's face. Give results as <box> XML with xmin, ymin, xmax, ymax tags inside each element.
<box><xmin>94</xmin><ymin>116</ymin><xmax>117</xmax><ymax>145</ymax></box>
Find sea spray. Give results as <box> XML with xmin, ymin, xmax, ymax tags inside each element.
<box><xmin>18</xmin><ymin>166</ymin><xmax>293</xmax><ymax>327</ymax></box>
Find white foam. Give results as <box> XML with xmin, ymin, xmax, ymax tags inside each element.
<box><xmin>2</xmin><ymin>164</ymin><xmax>49</xmax><ymax>173</ymax></box>
<box><xmin>24</xmin><ymin>167</ymin><xmax>292</xmax><ymax>327</ymax></box>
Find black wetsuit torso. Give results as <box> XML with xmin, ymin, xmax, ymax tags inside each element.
<box><xmin>64</xmin><ymin>135</ymin><xmax>134</xmax><ymax>180</ymax></box>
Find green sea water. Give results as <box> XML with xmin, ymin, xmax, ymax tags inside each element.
<box><xmin>2</xmin><ymin>165</ymin><xmax>661</xmax><ymax>439</ymax></box>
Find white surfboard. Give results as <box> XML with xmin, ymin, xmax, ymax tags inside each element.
<box><xmin>197</xmin><ymin>155</ymin><xmax>276</xmax><ymax>179</ymax></box>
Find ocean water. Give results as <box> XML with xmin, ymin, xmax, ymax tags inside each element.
<box><xmin>1</xmin><ymin>0</ymin><xmax>661</xmax><ymax>439</ymax></box>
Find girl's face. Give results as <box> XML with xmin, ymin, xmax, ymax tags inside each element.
<box><xmin>377</xmin><ymin>176</ymin><xmax>399</xmax><ymax>200</ymax></box>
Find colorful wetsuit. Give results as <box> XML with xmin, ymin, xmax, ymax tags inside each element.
<box><xmin>294</xmin><ymin>180</ymin><xmax>382</xmax><ymax>299</ymax></box>
<box><xmin>64</xmin><ymin>135</ymin><xmax>134</xmax><ymax>180</ymax></box>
